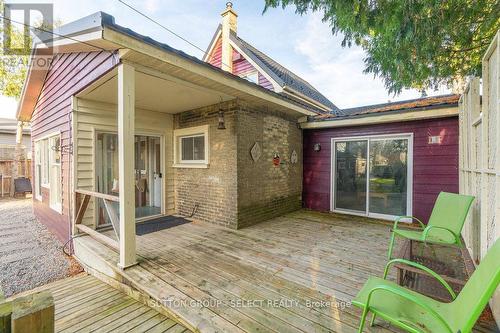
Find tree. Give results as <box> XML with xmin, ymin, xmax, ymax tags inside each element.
<box><xmin>0</xmin><ymin>25</ymin><xmax>30</xmax><ymax>99</ymax></box>
<box><xmin>264</xmin><ymin>0</ymin><xmax>500</xmax><ymax>94</ymax></box>
<box><xmin>0</xmin><ymin>0</ymin><xmax>58</xmax><ymax>99</ymax></box>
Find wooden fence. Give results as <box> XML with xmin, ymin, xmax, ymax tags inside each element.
<box><xmin>460</xmin><ymin>30</ymin><xmax>500</xmax><ymax>262</ymax></box>
<box><xmin>0</xmin><ymin>160</ymin><xmax>31</xmax><ymax>197</ymax></box>
<box><xmin>459</xmin><ymin>30</ymin><xmax>499</xmax><ymax>323</ymax></box>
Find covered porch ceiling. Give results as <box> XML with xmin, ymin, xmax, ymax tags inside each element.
<box><xmin>78</xmin><ymin>46</ymin><xmax>318</xmax><ymax>116</ymax></box>
<box><xmin>77</xmin><ymin>65</ymin><xmax>234</xmax><ymax>113</ymax></box>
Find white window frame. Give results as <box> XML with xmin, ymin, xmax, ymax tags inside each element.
<box><xmin>330</xmin><ymin>133</ymin><xmax>414</xmax><ymax>222</ymax></box>
<box><xmin>49</xmin><ymin>135</ymin><xmax>62</xmax><ymax>213</ymax></box>
<box><xmin>33</xmin><ymin>132</ymin><xmax>62</xmax><ymax>212</ymax></box>
<box><xmin>34</xmin><ymin>141</ymin><xmax>42</xmax><ymax>201</ymax></box>
<box><xmin>41</xmin><ymin>139</ymin><xmax>49</xmax><ymax>187</ymax></box>
<box><xmin>173</xmin><ymin>125</ymin><xmax>209</xmax><ymax>168</ymax></box>
<box><xmin>241</xmin><ymin>71</ymin><xmax>259</xmax><ymax>84</ymax></box>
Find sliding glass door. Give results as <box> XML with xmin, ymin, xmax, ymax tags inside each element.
<box><xmin>334</xmin><ymin>140</ymin><xmax>368</xmax><ymax>213</ymax></box>
<box><xmin>333</xmin><ymin>135</ymin><xmax>412</xmax><ymax>219</ymax></box>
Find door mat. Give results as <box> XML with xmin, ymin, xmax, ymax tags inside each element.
<box><xmin>136</xmin><ymin>216</ymin><xmax>191</xmax><ymax>236</ymax></box>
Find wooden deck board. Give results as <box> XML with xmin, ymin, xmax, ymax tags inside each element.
<box><xmin>17</xmin><ymin>273</ymin><xmax>191</xmax><ymax>332</ymax></box>
<box><xmin>75</xmin><ymin>210</ymin><xmax>497</xmax><ymax>333</ymax></box>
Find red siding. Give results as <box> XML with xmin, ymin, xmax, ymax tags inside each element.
<box><xmin>31</xmin><ymin>51</ymin><xmax>117</xmax><ymax>243</ymax></box>
<box><xmin>208</xmin><ymin>38</ymin><xmax>222</xmax><ymax>68</ymax></box>
<box><xmin>303</xmin><ymin>117</ymin><xmax>459</xmax><ymax>223</ymax></box>
<box><xmin>207</xmin><ymin>37</ymin><xmax>274</xmax><ymax>91</ymax></box>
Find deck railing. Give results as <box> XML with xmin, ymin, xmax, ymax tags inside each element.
<box><xmin>74</xmin><ymin>189</ymin><xmax>120</xmax><ymax>251</ymax></box>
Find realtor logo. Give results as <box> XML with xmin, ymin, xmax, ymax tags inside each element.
<box><xmin>2</xmin><ymin>2</ymin><xmax>53</xmax><ymax>55</ymax></box>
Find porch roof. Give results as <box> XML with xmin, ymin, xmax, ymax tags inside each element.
<box><xmin>17</xmin><ymin>12</ymin><xmax>320</xmax><ymax>121</ymax></box>
<box><xmin>301</xmin><ymin>94</ymin><xmax>459</xmax><ymax>129</ymax></box>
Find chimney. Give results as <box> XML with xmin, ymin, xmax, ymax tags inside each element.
<box><xmin>221</xmin><ymin>2</ymin><xmax>237</xmax><ymax>72</ymax></box>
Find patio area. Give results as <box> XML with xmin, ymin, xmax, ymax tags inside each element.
<box><xmin>73</xmin><ymin>210</ymin><xmax>498</xmax><ymax>333</ymax></box>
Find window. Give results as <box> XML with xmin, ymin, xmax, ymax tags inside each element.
<box><xmin>49</xmin><ymin>135</ymin><xmax>62</xmax><ymax>212</ymax></box>
<box><xmin>40</xmin><ymin>139</ymin><xmax>49</xmax><ymax>186</ymax></box>
<box><xmin>173</xmin><ymin>125</ymin><xmax>209</xmax><ymax>168</ymax></box>
<box><xmin>34</xmin><ymin>133</ymin><xmax>62</xmax><ymax>212</ymax></box>
<box><xmin>181</xmin><ymin>136</ymin><xmax>205</xmax><ymax>161</ymax></box>
<box><xmin>241</xmin><ymin>71</ymin><xmax>258</xmax><ymax>84</ymax></box>
<box><xmin>34</xmin><ymin>141</ymin><xmax>41</xmax><ymax>200</ymax></box>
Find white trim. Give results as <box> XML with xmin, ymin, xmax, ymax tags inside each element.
<box><xmin>92</xmin><ymin>129</ymin><xmax>166</xmax><ymax>225</ymax></box>
<box><xmin>202</xmin><ymin>30</ymin><xmax>222</xmax><ymax>62</ymax></box>
<box><xmin>39</xmin><ymin>31</ymin><xmax>103</xmax><ymax>50</ymax></box>
<box><xmin>301</xmin><ymin>107</ymin><xmax>458</xmax><ymax>129</ymax></box>
<box><xmin>240</xmin><ymin>71</ymin><xmax>259</xmax><ymax>84</ymax></box>
<box><xmin>48</xmin><ymin>135</ymin><xmax>63</xmax><ymax>214</ymax></box>
<box><xmin>282</xmin><ymin>86</ymin><xmax>331</xmax><ymax>112</ymax></box>
<box><xmin>173</xmin><ymin>125</ymin><xmax>210</xmax><ymax>168</ymax></box>
<box><xmin>33</xmin><ymin>131</ymin><xmax>62</xmax><ymax>211</ymax></box>
<box><xmin>330</xmin><ymin>133</ymin><xmax>414</xmax><ymax>222</ymax></box>
<box><xmin>228</xmin><ymin>39</ymin><xmax>283</xmax><ymax>92</ymax></box>
<box><xmin>34</xmin><ymin>140</ymin><xmax>42</xmax><ymax>201</ymax></box>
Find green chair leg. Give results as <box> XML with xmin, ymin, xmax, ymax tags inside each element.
<box><xmin>387</xmin><ymin>232</ymin><xmax>396</xmax><ymax>259</ymax></box>
<box><xmin>369</xmin><ymin>313</ymin><xmax>376</xmax><ymax>327</ymax></box>
<box><xmin>358</xmin><ymin>307</ymin><xmax>369</xmax><ymax>333</ymax></box>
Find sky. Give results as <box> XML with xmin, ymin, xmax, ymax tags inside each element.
<box><xmin>0</xmin><ymin>0</ymin><xmax>450</xmax><ymax>119</ymax></box>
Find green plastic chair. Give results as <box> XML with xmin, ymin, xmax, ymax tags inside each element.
<box><xmin>387</xmin><ymin>192</ymin><xmax>475</xmax><ymax>259</ymax></box>
<box><xmin>353</xmin><ymin>237</ymin><xmax>500</xmax><ymax>333</ymax></box>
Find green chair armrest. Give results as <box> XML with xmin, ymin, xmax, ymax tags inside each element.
<box><xmin>383</xmin><ymin>258</ymin><xmax>457</xmax><ymax>300</ymax></box>
<box><xmin>393</xmin><ymin>216</ymin><xmax>425</xmax><ymax>231</ymax></box>
<box><xmin>422</xmin><ymin>225</ymin><xmax>459</xmax><ymax>245</ymax></box>
<box><xmin>365</xmin><ymin>285</ymin><xmax>453</xmax><ymax>333</ymax></box>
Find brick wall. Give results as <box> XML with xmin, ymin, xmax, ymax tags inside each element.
<box><xmin>173</xmin><ymin>101</ymin><xmax>239</xmax><ymax>228</ymax></box>
<box><xmin>174</xmin><ymin>100</ymin><xmax>303</xmax><ymax>229</ymax></box>
<box><xmin>174</xmin><ymin>101</ymin><xmax>302</xmax><ymax>229</ymax></box>
<box><xmin>236</xmin><ymin>103</ymin><xmax>303</xmax><ymax>228</ymax></box>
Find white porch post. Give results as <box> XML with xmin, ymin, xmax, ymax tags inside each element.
<box><xmin>118</xmin><ymin>63</ymin><xmax>137</xmax><ymax>268</ymax></box>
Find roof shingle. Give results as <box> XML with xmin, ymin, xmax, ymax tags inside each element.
<box><xmin>231</xmin><ymin>34</ymin><xmax>338</xmax><ymax>112</ymax></box>
<box><xmin>311</xmin><ymin>94</ymin><xmax>459</xmax><ymax>121</ymax></box>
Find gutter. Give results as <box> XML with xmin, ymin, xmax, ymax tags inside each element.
<box><xmin>282</xmin><ymin>86</ymin><xmax>332</xmax><ymax>113</ymax></box>
<box><xmin>300</xmin><ymin>105</ymin><xmax>459</xmax><ymax>129</ymax></box>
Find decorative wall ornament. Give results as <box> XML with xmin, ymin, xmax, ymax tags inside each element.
<box><xmin>250</xmin><ymin>142</ymin><xmax>262</xmax><ymax>161</ymax></box>
<box><xmin>290</xmin><ymin>150</ymin><xmax>298</xmax><ymax>164</ymax></box>
<box><xmin>313</xmin><ymin>143</ymin><xmax>321</xmax><ymax>152</ymax></box>
<box><xmin>273</xmin><ymin>153</ymin><xmax>281</xmax><ymax>166</ymax></box>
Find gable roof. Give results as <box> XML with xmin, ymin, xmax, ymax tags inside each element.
<box><xmin>311</xmin><ymin>94</ymin><xmax>459</xmax><ymax>121</ymax></box>
<box><xmin>17</xmin><ymin>12</ymin><xmax>323</xmax><ymax>121</ymax></box>
<box><xmin>204</xmin><ymin>25</ymin><xmax>338</xmax><ymax>113</ymax></box>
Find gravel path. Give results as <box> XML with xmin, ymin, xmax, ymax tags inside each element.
<box><xmin>0</xmin><ymin>198</ymin><xmax>80</xmax><ymax>297</ymax></box>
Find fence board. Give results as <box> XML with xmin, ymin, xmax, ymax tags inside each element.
<box><xmin>459</xmin><ymin>29</ymin><xmax>500</xmax><ymax>325</ymax></box>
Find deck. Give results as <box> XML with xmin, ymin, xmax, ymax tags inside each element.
<box><xmin>8</xmin><ymin>273</ymin><xmax>190</xmax><ymax>332</ymax></box>
<box><xmin>74</xmin><ymin>210</ymin><xmax>498</xmax><ymax>333</ymax></box>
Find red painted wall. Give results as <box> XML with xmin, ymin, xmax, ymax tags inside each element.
<box><xmin>31</xmin><ymin>51</ymin><xmax>117</xmax><ymax>243</ymax></box>
<box><xmin>303</xmin><ymin>117</ymin><xmax>459</xmax><ymax>223</ymax></box>
<box><xmin>207</xmin><ymin>37</ymin><xmax>274</xmax><ymax>91</ymax></box>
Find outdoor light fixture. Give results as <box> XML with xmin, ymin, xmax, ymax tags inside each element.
<box><xmin>218</xmin><ymin>99</ymin><xmax>226</xmax><ymax>130</ymax></box>
<box><xmin>313</xmin><ymin>143</ymin><xmax>321</xmax><ymax>152</ymax></box>
<box><xmin>218</xmin><ymin>110</ymin><xmax>226</xmax><ymax>130</ymax></box>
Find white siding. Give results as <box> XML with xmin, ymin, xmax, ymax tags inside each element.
<box><xmin>72</xmin><ymin>98</ymin><xmax>174</xmax><ymax>228</ymax></box>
